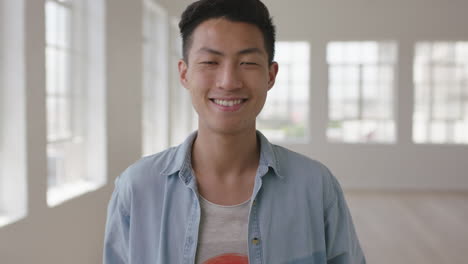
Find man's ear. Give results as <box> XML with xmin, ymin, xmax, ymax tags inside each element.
<box><xmin>178</xmin><ymin>59</ymin><xmax>189</xmax><ymax>89</ymax></box>
<box><xmin>268</xmin><ymin>62</ymin><xmax>279</xmax><ymax>90</ymax></box>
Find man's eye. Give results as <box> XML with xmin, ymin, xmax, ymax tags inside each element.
<box><xmin>241</xmin><ymin>62</ymin><xmax>258</xmax><ymax>65</ymax></box>
<box><xmin>200</xmin><ymin>61</ymin><xmax>217</xmax><ymax>65</ymax></box>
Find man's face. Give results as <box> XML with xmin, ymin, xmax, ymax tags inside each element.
<box><xmin>178</xmin><ymin>18</ymin><xmax>278</xmax><ymax>135</ymax></box>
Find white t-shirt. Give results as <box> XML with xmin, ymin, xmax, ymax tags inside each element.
<box><xmin>195</xmin><ymin>196</ymin><xmax>250</xmax><ymax>264</ymax></box>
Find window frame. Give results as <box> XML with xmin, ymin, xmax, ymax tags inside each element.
<box><xmin>45</xmin><ymin>0</ymin><xmax>106</xmax><ymax>206</ymax></box>
<box><xmin>46</xmin><ymin>0</ymin><xmax>84</xmax><ymax>189</ymax></box>
<box><xmin>142</xmin><ymin>0</ymin><xmax>169</xmax><ymax>156</ymax></box>
<box><xmin>0</xmin><ymin>0</ymin><xmax>4</xmax><ymax>214</ymax></box>
<box><xmin>168</xmin><ymin>16</ymin><xmax>197</xmax><ymax>147</ymax></box>
<box><xmin>326</xmin><ymin>41</ymin><xmax>397</xmax><ymax>144</ymax></box>
<box><xmin>413</xmin><ymin>41</ymin><xmax>468</xmax><ymax>144</ymax></box>
<box><xmin>0</xmin><ymin>0</ymin><xmax>27</xmax><ymax>226</ymax></box>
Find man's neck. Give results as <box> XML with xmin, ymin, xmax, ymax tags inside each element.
<box><xmin>191</xmin><ymin>127</ymin><xmax>260</xmax><ymax>183</ymax></box>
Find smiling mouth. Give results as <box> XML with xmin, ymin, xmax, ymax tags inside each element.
<box><xmin>210</xmin><ymin>98</ymin><xmax>248</xmax><ymax>107</ymax></box>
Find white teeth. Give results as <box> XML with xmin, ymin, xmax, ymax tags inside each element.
<box><xmin>213</xmin><ymin>99</ymin><xmax>243</xmax><ymax>107</ymax></box>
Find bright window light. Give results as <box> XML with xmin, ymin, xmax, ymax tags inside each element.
<box><xmin>327</xmin><ymin>41</ymin><xmax>397</xmax><ymax>143</ymax></box>
<box><xmin>258</xmin><ymin>41</ymin><xmax>310</xmax><ymax>141</ymax></box>
<box><xmin>169</xmin><ymin>17</ymin><xmax>197</xmax><ymax>147</ymax></box>
<box><xmin>0</xmin><ymin>1</ymin><xmax>4</xmax><ymax>221</ymax></box>
<box><xmin>45</xmin><ymin>0</ymin><xmax>106</xmax><ymax>206</ymax></box>
<box><xmin>413</xmin><ymin>42</ymin><xmax>468</xmax><ymax>144</ymax></box>
<box><xmin>142</xmin><ymin>0</ymin><xmax>169</xmax><ymax>156</ymax></box>
<box><xmin>0</xmin><ymin>0</ymin><xmax>27</xmax><ymax>226</ymax></box>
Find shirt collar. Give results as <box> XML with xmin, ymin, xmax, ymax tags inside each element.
<box><xmin>160</xmin><ymin>130</ymin><xmax>283</xmax><ymax>182</ymax></box>
<box><xmin>257</xmin><ymin>130</ymin><xmax>283</xmax><ymax>179</ymax></box>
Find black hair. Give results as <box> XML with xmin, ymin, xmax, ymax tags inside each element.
<box><xmin>179</xmin><ymin>0</ymin><xmax>276</xmax><ymax>64</ymax></box>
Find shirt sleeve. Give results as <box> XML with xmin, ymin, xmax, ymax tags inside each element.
<box><xmin>323</xmin><ymin>168</ymin><xmax>366</xmax><ymax>264</ymax></box>
<box><xmin>103</xmin><ymin>175</ymin><xmax>131</xmax><ymax>264</ymax></box>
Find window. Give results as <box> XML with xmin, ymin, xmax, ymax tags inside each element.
<box><xmin>0</xmin><ymin>0</ymin><xmax>5</xmax><ymax>222</ymax></box>
<box><xmin>258</xmin><ymin>41</ymin><xmax>310</xmax><ymax>141</ymax></box>
<box><xmin>45</xmin><ymin>0</ymin><xmax>106</xmax><ymax>206</ymax></box>
<box><xmin>142</xmin><ymin>0</ymin><xmax>169</xmax><ymax>156</ymax></box>
<box><xmin>0</xmin><ymin>0</ymin><xmax>27</xmax><ymax>226</ymax></box>
<box><xmin>413</xmin><ymin>42</ymin><xmax>468</xmax><ymax>144</ymax></box>
<box><xmin>169</xmin><ymin>17</ymin><xmax>197</xmax><ymax>147</ymax></box>
<box><xmin>327</xmin><ymin>41</ymin><xmax>397</xmax><ymax>143</ymax></box>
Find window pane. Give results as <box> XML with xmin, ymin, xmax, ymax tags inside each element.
<box><xmin>45</xmin><ymin>0</ymin><xmax>107</xmax><ymax>206</ymax></box>
<box><xmin>327</xmin><ymin>41</ymin><xmax>397</xmax><ymax>143</ymax></box>
<box><xmin>0</xmin><ymin>0</ymin><xmax>27</xmax><ymax>226</ymax></box>
<box><xmin>45</xmin><ymin>1</ymin><xmax>70</xmax><ymax>48</ymax></box>
<box><xmin>413</xmin><ymin>41</ymin><xmax>468</xmax><ymax>144</ymax></box>
<box><xmin>46</xmin><ymin>51</ymin><xmax>71</xmax><ymax>141</ymax></box>
<box><xmin>169</xmin><ymin>17</ymin><xmax>197</xmax><ymax>146</ymax></box>
<box><xmin>0</xmin><ymin>15</ymin><xmax>3</xmax><ymax>214</ymax></box>
<box><xmin>142</xmin><ymin>0</ymin><xmax>169</xmax><ymax>155</ymax></box>
<box><xmin>46</xmin><ymin>0</ymin><xmax>75</xmax><ymax>192</ymax></box>
<box><xmin>257</xmin><ymin>41</ymin><xmax>310</xmax><ymax>141</ymax></box>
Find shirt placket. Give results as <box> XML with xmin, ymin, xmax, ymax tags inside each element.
<box><xmin>248</xmin><ymin>165</ymin><xmax>269</xmax><ymax>264</ymax></box>
<box><xmin>248</xmin><ymin>196</ymin><xmax>263</xmax><ymax>264</ymax></box>
<box><xmin>181</xmin><ymin>172</ymin><xmax>201</xmax><ymax>264</ymax></box>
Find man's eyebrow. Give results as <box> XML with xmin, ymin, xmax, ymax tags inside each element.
<box><xmin>197</xmin><ymin>47</ymin><xmax>264</xmax><ymax>56</ymax></box>
<box><xmin>197</xmin><ymin>47</ymin><xmax>224</xmax><ymax>56</ymax></box>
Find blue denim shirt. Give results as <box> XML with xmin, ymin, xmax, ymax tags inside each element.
<box><xmin>104</xmin><ymin>131</ymin><xmax>366</xmax><ymax>264</ymax></box>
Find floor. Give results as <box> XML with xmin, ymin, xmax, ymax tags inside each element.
<box><xmin>345</xmin><ymin>191</ymin><xmax>468</xmax><ymax>264</ymax></box>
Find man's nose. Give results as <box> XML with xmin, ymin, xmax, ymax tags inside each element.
<box><xmin>216</xmin><ymin>63</ymin><xmax>243</xmax><ymax>90</ymax></box>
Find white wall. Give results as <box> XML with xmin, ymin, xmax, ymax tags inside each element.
<box><xmin>0</xmin><ymin>0</ymin><xmax>467</xmax><ymax>263</ymax></box>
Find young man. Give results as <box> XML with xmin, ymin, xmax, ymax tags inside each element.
<box><xmin>104</xmin><ymin>0</ymin><xmax>366</xmax><ymax>263</ymax></box>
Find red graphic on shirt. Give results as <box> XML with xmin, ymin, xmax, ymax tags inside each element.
<box><xmin>203</xmin><ymin>253</ymin><xmax>248</xmax><ymax>264</ymax></box>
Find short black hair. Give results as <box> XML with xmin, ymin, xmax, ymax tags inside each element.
<box><xmin>179</xmin><ymin>0</ymin><xmax>276</xmax><ymax>64</ymax></box>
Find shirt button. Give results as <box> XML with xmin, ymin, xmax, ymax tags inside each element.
<box><xmin>252</xmin><ymin>238</ymin><xmax>260</xmax><ymax>245</ymax></box>
<box><xmin>252</xmin><ymin>200</ymin><xmax>256</xmax><ymax>206</ymax></box>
